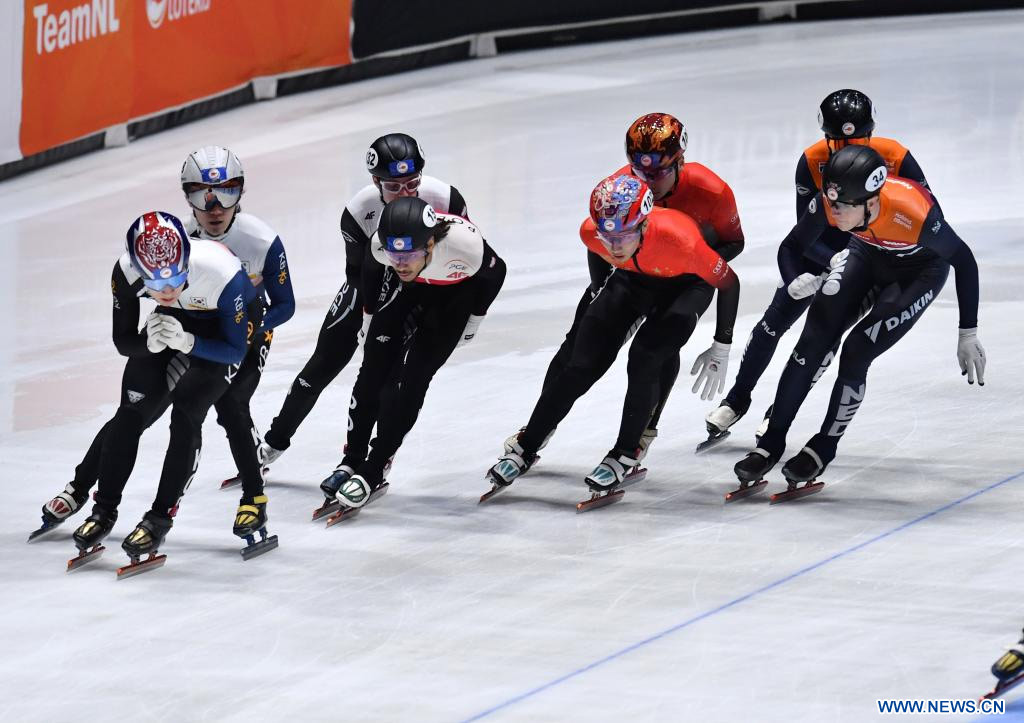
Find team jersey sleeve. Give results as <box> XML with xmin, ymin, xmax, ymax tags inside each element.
<box><xmin>190</xmin><ymin>271</ymin><xmax>251</xmax><ymax>365</ymax></box>
<box><xmin>469</xmin><ymin>240</ymin><xmax>506</xmax><ymax>316</ymax></box>
<box><xmin>916</xmin><ymin>207</ymin><xmax>979</xmax><ymax>328</ymax></box>
<box><xmin>707</xmin><ymin>183</ymin><xmax>745</xmax><ymax>261</ymax></box>
<box><xmin>259</xmin><ymin>236</ymin><xmax>295</xmax><ymax>331</ymax></box>
<box><xmin>897</xmin><ymin>151</ymin><xmax>929</xmax><ymax>189</ymax></box>
<box><xmin>359</xmin><ymin>240</ymin><xmax>390</xmax><ymax>314</ymax></box>
<box><xmin>111</xmin><ymin>261</ymin><xmax>149</xmax><ymax>358</ymax></box>
<box><xmin>341</xmin><ymin>207</ymin><xmax>371</xmax><ymax>287</ymax></box>
<box><xmin>448</xmin><ymin>185</ymin><xmax>469</xmax><ymax>218</ymax></box>
<box><xmin>794</xmin><ymin>154</ymin><xmax>817</xmax><ymax>219</ymax></box>
<box><xmin>778</xmin><ymin>194</ymin><xmax>831</xmax><ymax>281</ymax></box>
<box><xmin>691</xmin><ymin>241</ymin><xmax>735</xmax><ymax>290</ymax></box>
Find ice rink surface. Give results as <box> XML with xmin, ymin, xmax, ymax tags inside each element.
<box><xmin>1</xmin><ymin>9</ymin><xmax>1023</xmax><ymax>722</ymax></box>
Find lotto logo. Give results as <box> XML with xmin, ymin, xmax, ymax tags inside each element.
<box><xmin>146</xmin><ymin>0</ymin><xmax>212</xmax><ymax>30</ymax></box>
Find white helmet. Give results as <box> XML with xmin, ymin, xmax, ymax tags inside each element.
<box><xmin>181</xmin><ymin>146</ymin><xmax>244</xmax><ymax>211</ymax></box>
<box><xmin>181</xmin><ymin>145</ymin><xmax>244</xmax><ymax>188</ymax></box>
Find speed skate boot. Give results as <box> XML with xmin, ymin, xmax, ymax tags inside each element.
<box><xmin>577</xmin><ymin>448</ymin><xmax>646</xmax><ymax>513</ymax></box>
<box><xmin>983</xmin><ymin>629</ymin><xmax>1024</xmax><ymax>700</ymax></box>
<box><xmin>30</xmin><ymin>483</ymin><xmax>89</xmax><ymax>542</ymax></box>
<box><xmin>118</xmin><ymin>511</ymin><xmax>173</xmax><ymax>578</ymax></box>
<box><xmin>772</xmin><ymin>445</ymin><xmax>826</xmax><ymax>504</ymax></box>
<box><xmin>67</xmin><ymin>506</ymin><xmax>118</xmax><ymax>571</ymax></box>
<box><xmin>312</xmin><ymin>463</ymin><xmax>354</xmax><ymax>521</ymax></box>
<box><xmin>324</xmin><ymin>474</ymin><xmax>390</xmax><ymax>527</ymax></box>
<box><xmin>698</xmin><ymin>400</ymin><xmax>747</xmax><ymax>453</ymax></box>
<box><xmin>725</xmin><ymin>447</ymin><xmax>776</xmax><ymax>502</ymax></box>
<box><xmin>993</xmin><ymin>632</ymin><xmax>1024</xmax><ymax>683</ymax></box>
<box><xmin>234</xmin><ymin>494</ymin><xmax>278</xmax><ymax>560</ymax></box>
<box><xmin>481</xmin><ymin>440</ymin><xmax>537</xmax><ymax>503</ymax></box>
<box><xmin>259</xmin><ymin>441</ymin><xmax>285</xmax><ymax>467</ymax></box>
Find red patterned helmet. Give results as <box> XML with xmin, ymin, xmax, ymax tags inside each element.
<box><xmin>125</xmin><ymin>211</ymin><xmax>191</xmax><ymax>290</ymax></box>
<box><xmin>589</xmin><ymin>174</ymin><xmax>655</xmax><ymax>235</ymax></box>
<box><xmin>625</xmin><ymin>113</ymin><xmax>688</xmax><ymax>176</ymax></box>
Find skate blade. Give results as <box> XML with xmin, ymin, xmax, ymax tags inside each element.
<box><xmin>220</xmin><ymin>467</ymin><xmax>270</xmax><ymax>490</ymax></box>
<box><xmin>695</xmin><ymin>431</ymin><xmax>731</xmax><ymax>454</ymax></box>
<box><xmin>724</xmin><ymin>479</ymin><xmax>769</xmax><ymax>502</ymax></box>
<box><xmin>479</xmin><ymin>482</ymin><xmax>511</xmax><ymax>504</ymax></box>
<box><xmin>116</xmin><ymin>553</ymin><xmax>167</xmax><ymax>579</ymax></box>
<box><xmin>28</xmin><ymin>522</ymin><xmax>63</xmax><ymax>543</ymax></box>
<box><xmin>769</xmin><ymin>480</ymin><xmax>825</xmax><ymax>505</ymax></box>
<box><xmin>325</xmin><ymin>484</ymin><xmax>389</xmax><ymax>528</ymax></box>
<box><xmin>622</xmin><ymin>467</ymin><xmax>647</xmax><ymax>487</ymax></box>
<box><xmin>240</xmin><ymin>534</ymin><xmax>279</xmax><ymax>561</ymax></box>
<box><xmin>576</xmin><ymin>489</ymin><xmax>625</xmax><ymax>513</ymax></box>
<box><xmin>66</xmin><ymin>545</ymin><xmax>105</xmax><ymax>572</ymax></box>
<box><xmin>982</xmin><ymin>672</ymin><xmax>1024</xmax><ymax>700</ymax></box>
<box><xmin>311</xmin><ymin>499</ymin><xmax>341</xmax><ymax>521</ymax></box>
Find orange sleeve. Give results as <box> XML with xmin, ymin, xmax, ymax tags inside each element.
<box><xmin>691</xmin><ymin>239</ymin><xmax>733</xmax><ymax>289</ymax></box>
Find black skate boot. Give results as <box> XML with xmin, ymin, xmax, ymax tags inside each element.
<box><xmin>118</xmin><ymin>511</ymin><xmax>173</xmax><ymax>578</ymax></box>
<box><xmin>578</xmin><ymin>448</ymin><xmax>646</xmax><ymax>513</ymax></box>
<box><xmin>983</xmin><ymin>630</ymin><xmax>1024</xmax><ymax>700</ymax></box>
<box><xmin>31</xmin><ymin>483</ymin><xmax>89</xmax><ymax>542</ymax></box>
<box><xmin>771</xmin><ymin>446</ymin><xmax>827</xmax><ymax>504</ymax></box>
<box><xmin>67</xmin><ymin>506</ymin><xmax>117</xmax><ymax>571</ymax></box>
<box><xmin>235</xmin><ymin>495</ymin><xmax>278</xmax><ymax>560</ymax></box>
<box><xmin>725</xmin><ymin>448</ymin><xmax>776</xmax><ymax>502</ymax></box>
<box><xmin>312</xmin><ymin>464</ymin><xmax>354</xmax><ymax>521</ymax></box>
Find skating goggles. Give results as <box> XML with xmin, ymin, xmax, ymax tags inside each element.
<box><xmin>597</xmin><ymin>227</ymin><xmax>643</xmax><ymax>248</ymax></box>
<box><xmin>630</xmin><ymin>152</ymin><xmax>677</xmax><ymax>182</ymax></box>
<box><xmin>143</xmin><ymin>270</ymin><xmax>188</xmax><ymax>291</ymax></box>
<box><xmin>384</xmin><ymin>247</ymin><xmax>429</xmax><ymax>266</ymax></box>
<box><xmin>183</xmin><ymin>180</ymin><xmax>243</xmax><ymax>211</ymax></box>
<box><xmin>378</xmin><ymin>174</ymin><xmax>422</xmax><ymax>195</ymax></box>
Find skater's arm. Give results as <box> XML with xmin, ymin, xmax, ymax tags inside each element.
<box><xmin>259</xmin><ymin>236</ymin><xmax>295</xmax><ymax>331</ymax></box>
<box><xmin>447</xmin><ymin>185</ymin><xmax>469</xmax><ymax>219</ymax></box>
<box><xmin>794</xmin><ymin>154</ymin><xmax>817</xmax><ymax>219</ymax></box>
<box><xmin>897</xmin><ymin>151</ymin><xmax>930</xmax><ymax>190</ymax></box>
<box><xmin>341</xmin><ymin>208</ymin><xmax>371</xmax><ymax>288</ymax></box>
<box><xmin>359</xmin><ymin>241</ymin><xmax>389</xmax><ymax>314</ymax></box>
<box><xmin>189</xmin><ymin>271</ymin><xmax>251</xmax><ymax>365</ymax></box>
<box><xmin>778</xmin><ymin>194</ymin><xmax>831</xmax><ymax>280</ymax></box>
<box><xmin>111</xmin><ymin>261</ymin><xmax>149</xmax><ymax>358</ymax></box>
<box><xmin>713</xmin><ymin>274</ymin><xmax>740</xmax><ymax>344</ymax></box>
<box><xmin>708</xmin><ymin>184</ymin><xmax>745</xmax><ymax>262</ymax></box>
<box><xmin>918</xmin><ymin>211</ymin><xmax>979</xmax><ymax>328</ymax></box>
<box><xmin>587</xmin><ymin>250</ymin><xmax>613</xmax><ymax>291</ymax></box>
<box><xmin>469</xmin><ymin>241</ymin><xmax>506</xmax><ymax>316</ymax></box>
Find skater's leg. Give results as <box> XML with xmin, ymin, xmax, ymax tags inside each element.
<box><xmin>215</xmin><ymin>331</ymin><xmax>272</xmax><ymax>499</ymax></box>
<box><xmin>803</xmin><ymin>262</ymin><xmax>949</xmax><ymax>467</ymax></box>
<box><xmin>264</xmin><ymin>281</ymin><xmax>361</xmax><ymax>452</ymax></box>
<box><xmin>756</xmin><ymin>243</ymin><xmax>876</xmax><ymax>459</ymax></box>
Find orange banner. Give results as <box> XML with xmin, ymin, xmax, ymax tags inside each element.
<box><xmin>21</xmin><ymin>0</ymin><xmax>351</xmax><ymax>156</ymax></box>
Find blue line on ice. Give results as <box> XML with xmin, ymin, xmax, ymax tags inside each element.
<box><xmin>462</xmin><ymin>469</ymin><xmax>1024</xmax><ymax>722</ymax></box>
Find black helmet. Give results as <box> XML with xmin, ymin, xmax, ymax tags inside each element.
<box><xmin>366</xmin><ymin>133</ymin><xmax>425</xmax><ymax>179</ymax></box>
<box><xmin>822</xmin><ymin>145</ymin><xmax>888</xmax><ymax>204</ymax></box>
<box><xmin>818</xmin><ymin>89</ymin><xmax>875</xmax><ymax>140</ymax></box>
<box><xmin>377</xmin><ymin>196</ymin><xmax>438</xmax><ymax>251</ymax></box>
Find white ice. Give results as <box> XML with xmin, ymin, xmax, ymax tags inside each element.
<box><xmin>1</xmin><ymin>9</ymin><xmax>1023</xmax><ymax>722</ymax></box>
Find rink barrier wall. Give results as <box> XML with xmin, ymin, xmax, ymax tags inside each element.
<box><xmin>1</xmin><ymin>0</ymin><xmax>1021</xmax><ymax>182</ymax></box>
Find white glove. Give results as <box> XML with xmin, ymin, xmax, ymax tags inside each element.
<box><xmin>787</xmin><ymin>272</ymin><xmax>826</xmax><ymax>300</ymax></box>
<box><xmin>956</xmin><ymin>327</ymin><xmax>986</xmax><ymax>385</ymax></box>
<box><xmin>155</xmin><ymin>315</ymin><xmax>195</xmax><ymax>354</ymax></box>
<box><xmin>690</xmin><ymin>341</ymin><xmax>730</xmax><ymax>400</ymax></box>
<box><xmin>458</xmin><ymin>314</ymin><xmax>485</xmax><ymax>347</ymax></box>
<box><xmin>358</xmin><ymin>312</ymin><xmax>372</xmax><ymax>344</ymax></box>
<box><xmin>146</xmin><ymin>311</ymin><xmax>167</xmax><ymax>353</ymax></box>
